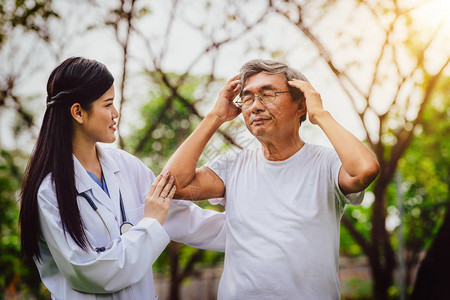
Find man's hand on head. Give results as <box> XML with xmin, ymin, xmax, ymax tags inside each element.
<box><xmin>288</xmin><ymin>79</ymin><xmax>324</xmax><ymax>125</ymax></box>
<box><xmin>209</xmin><ymin>75</ymin><xmax>242</xmax><ymax>123</ymax></box>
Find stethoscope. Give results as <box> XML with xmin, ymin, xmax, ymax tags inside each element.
<box><xmin>78</xmin><ymin>191</ymin><xmax>133</xmax><ymax>252</ymax></box>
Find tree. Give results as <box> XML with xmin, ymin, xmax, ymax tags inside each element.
<box><xmin>0</xmin><ymin>0</ymin><xmax>57</xmax><ymax>130</ymax></box>
<box><xmin>0</xmin><ymin>1</ymin><xmax>57</xmax><ymax>298</ymax></box>
<box><xmin>405</xmin><ymin>78</ymin><xmax>450</xmax><ymax>298</ymax></box>
<box><xmin>411</xmin><ymin>204</ymin><xmax>450</xmax><ymax>299</ymax></box>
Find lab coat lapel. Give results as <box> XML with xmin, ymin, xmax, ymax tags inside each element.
<box><xmin>73</xmin><ymin>153</ymin><xmax>116</xmax><ymax>215</ymax></box>
<box><xmin>97</xmin><ymin>147</ymin><xmax>122</xmax><ymax>221</ymax></box>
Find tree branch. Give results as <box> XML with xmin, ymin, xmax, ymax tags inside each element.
<box><xmin>179</xmin><ymin>249</ymin><xmax>205</xmax><ymax>282</ymax></box>
<box><xmin>341</xmin><ymin>214</ymin><xmax>370</xmax><ymax>255</ymax></box>
<box><xmin>271</xmin><ymin>3</ymin><xmax>374</xmax><ymax>149</ymax></box>
<box><xmin>383</xmin><ymin>56</ymin><xmax>450</xmax><ymax>186</ymax></box>
<box><xmin>114</xmin><ymin>0</ymin><xmax>136</xmax><ymax>150</ymax></box>
<box><xmin>134</xmin><ymin>68</ymin><xmax>243</xmax><ymax>155</ymax></box>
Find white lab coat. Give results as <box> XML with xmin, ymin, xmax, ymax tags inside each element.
<box><xmin>35</xmin><ymin>146</ymin><xmax>226</xmax><ymax>299</ymax></box>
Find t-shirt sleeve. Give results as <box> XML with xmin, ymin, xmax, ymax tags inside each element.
<box><xmin>327</xmin><ymin>149</ymin><xmax>365</xmax><ymax>211</ymax></box>
<box><xmin>204</xmin><ymin>151</ymin><xmax>238</xmax><ymax>206</ymax></box>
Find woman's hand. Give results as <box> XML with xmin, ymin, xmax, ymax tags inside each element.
<box><xmin>144</xmin><ymin>171</ymin><xmax>176</xmax><ymax>225</ymax></box>
<box><xmin>209</xmin><ymin>75</ymin><xmax>242</xmax><ymax>123</ymax></box>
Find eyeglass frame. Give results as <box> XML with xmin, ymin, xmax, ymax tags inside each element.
<box><xmin>236</xmin><ymin>90</ymin><xmax>291</xmax><ymax>109</ymax></box>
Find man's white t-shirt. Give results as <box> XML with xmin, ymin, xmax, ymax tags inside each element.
<box><xmin>205</xmin><ymin>143</ymin><xmax>364</xmax><ymax>300</ymax></box>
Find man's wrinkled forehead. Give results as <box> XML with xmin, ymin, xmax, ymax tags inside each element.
<box><xmin>241</xmin><ymin>84</ymin><xmax>278</xmax><ymax>96</ymax></box>
<box><xmin>241</xmin><ymin>72</ymin><xmax>287</xmax><ymax>94</ymax></box>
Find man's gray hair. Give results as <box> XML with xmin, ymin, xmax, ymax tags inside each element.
<box><xmin>239</xmin><ymin>59</ymin><xmax>309</xmax><ymax>125</ymax></box>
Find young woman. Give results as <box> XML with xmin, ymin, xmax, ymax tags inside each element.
<box><xmin>19</xmin><ymin>57</ymin><xmax>226</xmax><ymax>299</ymax></box>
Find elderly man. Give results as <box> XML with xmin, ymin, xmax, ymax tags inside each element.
<box><xmin>163</xmin><ymin>59</ymin><xmax>379</xmax><ymax>299</ymax></box>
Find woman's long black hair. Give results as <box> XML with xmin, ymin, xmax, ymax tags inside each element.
<box><xmin>19</xmin><ymin>57</ymin><xmax>114</xmax><ymax>261</ymax></box>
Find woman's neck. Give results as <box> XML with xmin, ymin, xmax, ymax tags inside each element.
<box><xmin>72</xmin><ymin>138</ymin><xmax>102</xmax><ymax>178</ymax></box>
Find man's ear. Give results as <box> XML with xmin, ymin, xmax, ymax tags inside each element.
<box><xmin>71</xmin><ymin>103</ymin><xmax>85</xmax><ymax>124</ymax></box>
<box><xmin>296</xmin><ymin>100</ymin><xmax>307</xmax><ymax>117</ymax></box>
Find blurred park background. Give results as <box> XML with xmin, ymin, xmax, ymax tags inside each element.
<box><xmin>0</xmin><ymin>0</ymin><xmax>449</xmax><ymax>299</ymax></box>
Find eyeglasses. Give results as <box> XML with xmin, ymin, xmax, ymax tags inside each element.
<box><xmin>236</xmin><ymin>91</ymin><xmax>290</xmax><ymax>109</ymax></box>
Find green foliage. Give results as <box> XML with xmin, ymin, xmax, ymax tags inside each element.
<box><xmin>0</xmin><ymin>150</ymin><xmax>21</xmax><ymax>298</ymax></box>
<box><xmin>395</xmin><ymin>77</ymin><xmax>450</xmax><ymax>252</ymax></box>
<box><xmin>340</xmin><ymin>206</ymin><xmax>370</xmax><ymax>257</ymax></box>
<box><xmin>0</xmin><ymin>149</ymin><xmax>45</xmax><ymax>299</ymax></box>
<box><xmin>341</xmin><ymin>277</ymin><xmax>373</xmax><ymax>299</ymax></box>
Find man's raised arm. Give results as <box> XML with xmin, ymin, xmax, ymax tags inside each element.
<box><xmin>163</xmin><ymin>75</ymin><xmax>241</xmax><ymax>200</ymax></box>
<box><xmin>288</xmin><ymin>79</ymin><xmax>379</xmax><ymax>195</ymax></box>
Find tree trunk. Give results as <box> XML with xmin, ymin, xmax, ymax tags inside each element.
<box><xmin>411</xmin><ymin>204</ymin><xmax>450</xmax><ymax>300</ymax></box>
<box><xmin>169</xmin><ymin>242</ymin><xmax>181</xmax><ymax>300</ymax></box>
<box><xmin>168</xmin><ymin>242</ymin><xmax>205</xmax><ymax>300</ymax></box>
<box><xmin>368</xmin><ymin>239</ymin><xmax>395</xmax><ymax>300</ymax></box>
<box><xmin>369</xmin><ymin>184</ymin><xmax>396</xmax><ymax>300</ymax></box>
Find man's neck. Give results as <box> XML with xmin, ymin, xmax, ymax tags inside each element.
<box><xmin>259</xmin><ymin>135</ymin><xmax>305</xmax><ymax>161</ymax></box>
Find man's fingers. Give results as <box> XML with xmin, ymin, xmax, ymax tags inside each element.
<box><xmin>222</xmin><ymin>75</ymin><xmax>241</xmax><ymax>99</ymax></box>
<box><xmin>227</xmin><ymin>79</ymin><xmax>240</xmax><ymax>91</ymax></box>
<box><xmin>288</xmin><ymin>79</ymin><xmax>315</xmax><ymax>94</ymax></box>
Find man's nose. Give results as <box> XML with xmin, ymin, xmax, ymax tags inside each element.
<box><xmin>250</xmin><ymin>95</ymin><xmax>266</xmax><ymax>112</ymax></box>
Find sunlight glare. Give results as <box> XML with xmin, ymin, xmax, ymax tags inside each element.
<box><xmin>413</xmin><ymin>0</ymin><xmax>450</xmax><ymax>33</ymax></box>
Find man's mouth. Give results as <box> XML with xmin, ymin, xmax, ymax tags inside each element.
<box><xmin>251</xmin><ymin>117</ymin><xmax>271</xmax><ymax>125</ymax></box>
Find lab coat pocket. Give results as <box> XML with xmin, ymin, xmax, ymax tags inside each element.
<box><xmin>126</xmin><ymin>205</ymin><xmax>145</xmax><ymax>225</ymax></box>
